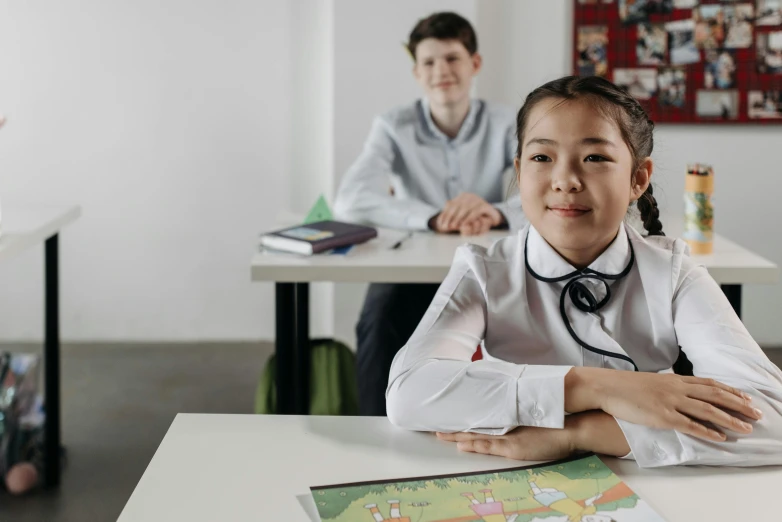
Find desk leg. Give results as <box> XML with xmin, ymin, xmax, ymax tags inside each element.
<box><xmin>274</xmin><ymin>282</ymin><xmax>311</xmax><ymax>415</ymax></box>
<box><xmin>44</xmin><ymin>234</ymin><xmax>61</xmax><ymax>488</ymax></box>
<box><xmin>294</xmin><ymin>283</ymin><xmax>310</xmax><ymax>415</ymax></box>
<box><xmin>721</xmin><ymin>284</ymin><xmax>742</xmax><ymax>320</ymax></box>
<box><xmin>275</xmin><ymin>283</ymin><xmax>295</xmax><ymax>414</ymax></box>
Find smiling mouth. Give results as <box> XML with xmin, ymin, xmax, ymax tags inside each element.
<box><xmin>547</xmin><ymin>207</ymin><xmax>591</xmax><ymax>218</ymax></box>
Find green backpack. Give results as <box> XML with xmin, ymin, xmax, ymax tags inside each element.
<box><xmin>255</xmin><ymin>338</ymin><xmax>359</xmax><ymax>415</ymax></box>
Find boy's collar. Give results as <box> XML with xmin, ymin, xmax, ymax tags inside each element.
<box><xmin>420</xmin><ymin>97</ymin><xmax>479</xmax><ymax>143</ymax></box>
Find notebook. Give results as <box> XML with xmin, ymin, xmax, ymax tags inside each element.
<box><xmin>260</xmin><ymin>220</ymin><xmax>378</xmax><ymax>255</ymax></box>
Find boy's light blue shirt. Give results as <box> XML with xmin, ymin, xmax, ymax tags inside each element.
<box><xmin>334</xmin><ymin>98</ymin><xmax>525</xmax><ymax>231</ymax></box>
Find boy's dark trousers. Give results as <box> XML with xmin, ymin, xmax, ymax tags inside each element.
<box><xmin>356</xmin><ymin>282</ymin><xmax>440</xmax><ymax>416</ymax></box>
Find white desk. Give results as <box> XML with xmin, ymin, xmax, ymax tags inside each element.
<box><xmin>118</xmin><ymin>414</ymin><xmax>782</xmax><ymax>522</ymax></box>
<box><xmin>0</xmin><ymin>204</ymin><xmax>81</xmax><ymax>487</ymax></box>
<box><xmin>252</xmin><ymin>227</ymin><xmax>778</xmax><ymax>285</ymax></box>
<box><xmin>250</xmin><ymin>226</ymin><xmax>778</xmax><ymax>415</ymax></box>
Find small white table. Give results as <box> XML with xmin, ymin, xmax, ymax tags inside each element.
<box><xmin>0</xmin><ymin>204</ymin><xmax>81</xmax><ymax>487</ymax></box>
<box><xmin>118</xmin><ymin>414</ymin><xmax>782</xmax><ymax>522</ymax></box>
<box><xmin>251</xmin><ymin>226</ymin><xmax>778</xmax><ymax>415</ymax></box>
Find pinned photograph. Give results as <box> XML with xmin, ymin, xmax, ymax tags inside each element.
<box><xmin>658</xmin><ymin>67</ymin><xmax>687</xmax><ymax>107</ymax></box>
<box><xmin>620</xmin><ymin>0</ymin><xmax>674</xmax><ymax>24</ymax></box>
<box><xmin>757</xmin><ymin>31</ymin><xmax>782</xmax><ymax>74</ymax></box>
<box><xmin>637</xmin><ymin>23</ymin><xmax>668</xmax><ymax>65</ymax></box>
<box><xmin>673</xmin><ymin>0</ymin><xmax>698</xmax><ymax>7</ymax></box>
<box><xmin>613</xmin><ymin>68</ymin><xmax>658</xmax><ymax>99</ymax></box>
<box><xmin>577</xmin><ymin>25</ymin><xmax>609</xmax><ymax>76</ymax></box>
<box><xmin>704</xmin><ymin>49</ymin><xmax>736</xmax><ymax>88</ymax></box>
<box><xmin>724</xmin><ymin>4</ymin><xmax>754</xmax><ymax>48</ymax></box>
<box><xmin>696</xmin><ymin>89</ymin><xmax>739</xmax><ymax>119</ymax></box>
<box><xmin>755</xmin><ymin>0</ymin><xmax>782</xmax><ymax>25</ymax></box>
<box><xmin>645</xmin><ymin>0</ymin><xmax>675</xmax><ymax>12</ymax></box>
<box><xmin>757</xmin><ymin>0</ymin><xmax>782</xmax><ymax>25</ymax></box>
<box><xmin>748</xmin><ymin>90</ymin><xmax>782</xmax><ymax>118</ymax></box>
<box><xmin>666</xmin><ymin>19</ymin><xmax>701</xmax><ymax>64</ymax></box>
<box><xmin>694</xmin><ymin>5</ymin><xmax>726</xmax><ymax>48</ymax></box>
<box><xmin>620</xmin><ymin>0</ymin><xmax>650</xmax><ymax>23</ymax></box>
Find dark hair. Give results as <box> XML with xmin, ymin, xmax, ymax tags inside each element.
<box><xmin>407</xmin><ymin>12</ymin><xmax>478</xmax><ymax>60</ymax></box>
<box><xmin>515</xmin><ymin>75</ymin><xmax>664</xmax><ymax>236</ymax></box>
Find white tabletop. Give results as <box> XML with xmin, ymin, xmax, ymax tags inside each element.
<box><xmin>118</xmin><ymin>414</ymin><xmax>782</xmax><ymax>522</ymax></box>
<box><xmin>0</xmin><ymin>204</ymin><xmax>81</xmax><ymax>262</ymax></box>
<box><xmin>251</xmin><ymin>224</ymin><xmax>778</xmax><ymax>285</ymax></box>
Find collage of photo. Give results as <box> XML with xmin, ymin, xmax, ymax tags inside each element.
<box><xmin>575</xmin><ymin>0</ymin><xmax>782</xmax><ymax>122</ymax></box>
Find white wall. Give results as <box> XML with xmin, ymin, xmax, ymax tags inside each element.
<box><xmin>289</xmin><ymin>0</ymin><xmax>335</xmax><ymax>338</ymax></box>
<box><xmin>0</xmin><ymin>0</ymin><xmax>290</xmax><ymax>341</ymax></box>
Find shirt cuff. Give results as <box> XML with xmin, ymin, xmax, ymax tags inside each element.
<box><xmin>614</xmin><ymin>418</ymin><xmax>689</xmax><ymax>468</ymax></box>
<box><xmin>406</xmin><ymin>205</ymin><xmax>440</xmax><ymax>230</ymax></box>
<box><xmin>468</xmin><ymin>427</ymin><xmax>514</xmax><ymax>436</ymax></box>
<box><xmin>516</xmin><ymin>365</ymin><xmax>572</xmax><ymax>428</ymax></box>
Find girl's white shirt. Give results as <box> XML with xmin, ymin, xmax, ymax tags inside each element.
<box><xmin>386</xmin><ymin>222</ymin><xmax>782</xmax><ymax>468</ymax></box>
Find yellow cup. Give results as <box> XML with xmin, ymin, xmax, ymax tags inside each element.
<box><xmin>683</xmin><ymin>165</ymin><xmax>714</xmax><ymax>255</ymax></box>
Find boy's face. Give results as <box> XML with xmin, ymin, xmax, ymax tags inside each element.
<box><xmin>413</xmin><ymin>38</ymin><xmax>481</xmax><ymax>108</ymax></box>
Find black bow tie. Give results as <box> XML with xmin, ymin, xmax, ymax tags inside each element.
<box><xmin>525</xmin><ymin>234</ymin><xmax>639</xmax><ymax>371</ymax></box>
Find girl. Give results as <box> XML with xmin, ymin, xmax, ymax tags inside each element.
<box><xmin>385</xmin><ymin>76</ymin><xmax>782</xmax><ymax>468</ymax></box>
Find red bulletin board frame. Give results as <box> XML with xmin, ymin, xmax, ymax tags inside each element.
<box><xmin>573</xmin><ymin>0</ymin><xmax>782</xmax><ymax>124</ymax></box>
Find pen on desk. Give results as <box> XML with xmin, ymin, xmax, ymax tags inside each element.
<box><xmin>390</xmin><ymin>232</ymin><xmax>413</xmax><ymax>250</ymax></box>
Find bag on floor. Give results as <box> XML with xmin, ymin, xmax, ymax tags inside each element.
<box><xmin>255</xmin><ymin>338</ymin><xmax>358</xmax><ymax>416</ymax></box>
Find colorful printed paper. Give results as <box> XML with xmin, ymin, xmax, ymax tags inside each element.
<box><xmin>310</xmin><ymin>455</ymin><xmax>665</xmax><ymax>522</ymax></box>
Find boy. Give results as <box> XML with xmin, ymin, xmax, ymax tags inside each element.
<box><xmin>334</xmin><ymin>12</ymin><xmax>523</xmax><ymax>416</ymax></box>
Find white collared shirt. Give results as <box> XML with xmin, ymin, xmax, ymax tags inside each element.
<box><xmin>386</xmin><ymin>223</ymin><xmax>782</xmax><ymax>468</ymax></box>
<box><xmin>333</xmin><ymin>98</ymin><xmax>525</xmax><ymax>231</ymax></box>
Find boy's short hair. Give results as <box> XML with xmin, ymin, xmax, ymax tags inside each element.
<box><xmin>407</xmin><ymin>12</ymin><xmax>478</xmax><ymax>60</ymax></box>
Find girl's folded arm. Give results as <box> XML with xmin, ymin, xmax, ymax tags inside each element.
<box><xmin>386</xmin><ymin>245</ymin><xmax>571</xmax><ymax>434</ymax></box>
<box><xmin>614</xmin><ymin>261</ymin><xmax>782</xmax><ymax>467</ymax></box>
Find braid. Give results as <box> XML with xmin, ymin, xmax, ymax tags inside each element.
<box><xmin>637</xmin><ymin>184</ymin><xmax>664</xmax><ymax>236</ymax></box>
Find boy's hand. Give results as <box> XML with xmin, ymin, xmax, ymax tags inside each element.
<box><xmin>459</xmin><ymin>215</ymin><xmax>494</xmax><ymax>236</ymax></box>
<box><xmin>432</xmin><ymin>193</ymin><xmax>504</xmax><ymax>233</ymax></box>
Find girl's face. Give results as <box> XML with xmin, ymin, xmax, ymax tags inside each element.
<box><xmin>514</xmin><ymin>98</ymin><xmax>651</xmax><ymax>268</ymax></box>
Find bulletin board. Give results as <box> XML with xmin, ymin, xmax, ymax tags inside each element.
<box><xmin>573</xmin><ymin>0</ymin><xmax>782</xmax><ymax>124</ymax></box>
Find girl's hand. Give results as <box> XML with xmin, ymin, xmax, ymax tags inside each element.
<box><xmin>576</xmin><ymin>367</ymin><xmax>764</xmax><ymax>442</ymax></box>
<box><xmin>436</xmin><ymin>425</ymin><xmax>574</xmax><ymax>461</ymax></box>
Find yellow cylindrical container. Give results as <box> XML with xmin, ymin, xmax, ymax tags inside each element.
<box><xmin>683</xmin><ymin>164</ymin><xmax>714</xmax><ymax>255</ymax></box>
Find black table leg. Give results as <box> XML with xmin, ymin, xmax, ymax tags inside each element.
<box><xmin>294</xmin><ymin>283</ymin><xmax>310</xmax><ymax>415</ymax></box>
<box><xmin>721</xmin><ymin>284</ymin><xmax>742</xmax><ymax>320</ymax></box>
<box><xmin>274</xmin><ymin>282</ymin><xmax>311</xmax><ymax>415</ymax></box>
<box><xmin>44</xmin><ymin>234</ymin><xmax>60</xmax><ymax>488</ymax></box>
<box><xmin>275</xmin><ymin>283</ymin><xmax>295</xmax><ymax>414</ymax></box>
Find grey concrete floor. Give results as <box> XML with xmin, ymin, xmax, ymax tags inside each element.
<box><xmin>0</xmin><ymin>343</ymin><xmax>780</xmax><ymax>522</ymax></box>
<box><xmin>0</xmin><ymin>342</ymin><xmax>272</xmax><ymax>522</ymax></box>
